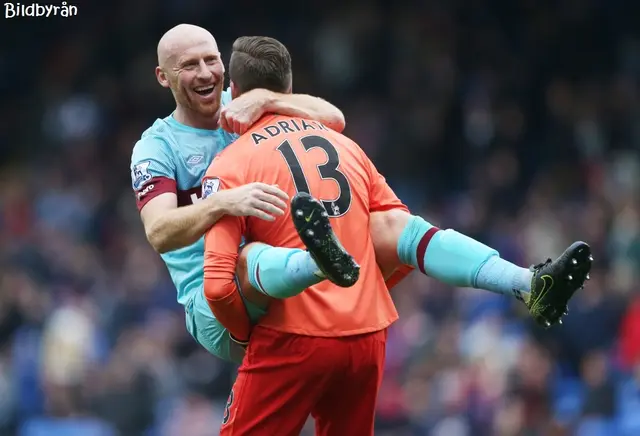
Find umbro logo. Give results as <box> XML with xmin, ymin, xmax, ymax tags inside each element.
<box><xmin>186</xmin><ymin>155</ymin><xmax>204</xmax><ymax>166</ymax></box>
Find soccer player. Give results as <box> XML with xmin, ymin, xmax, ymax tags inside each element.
<box><xmin>202</xmin><ymin>36</ymin><xmax>593</xmax><ymax>435</ymax></box>
<box><xmin>131</xmin><ymin>23</ymin><xmax>361</xmax><ymax>362</ymax></box>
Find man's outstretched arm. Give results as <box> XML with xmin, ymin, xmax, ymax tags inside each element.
<box><xmin>220</xmin><ymin>89</ymin><xmax>345</xmax><ymax>134</ymax></box>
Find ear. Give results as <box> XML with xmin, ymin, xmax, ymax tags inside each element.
<box><xmin>156</xmin><ymin>66</ymin><xmax>170</xmax><ymax>88</ymax></box>
<box><xmin>230</xmin><ymin>81</ymin><xmax>239</xmax><ymax>99</ymax></box>
<box><xmin>286</xmin><ymin>76</ymin><xmax>293</xmax><ymax>94</ymax></box>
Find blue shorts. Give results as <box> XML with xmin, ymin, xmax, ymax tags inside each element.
<box><xmin>185</xmin><ymin>280</ymin><xmax>267</xmax><ymax>363</ymax></box>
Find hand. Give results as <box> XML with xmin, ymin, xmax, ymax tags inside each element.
<box><xmin>217</xmin><ymin>182</ymin><xmax>289</xmax><ymax>221</ymax></box>
<box><xmin>220</xmin><ymin>89</ymin><xmax>275</xmax><ymax>135</ymax></box>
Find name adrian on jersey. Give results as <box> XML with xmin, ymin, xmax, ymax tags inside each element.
<box><xmin>132</xmin><ymin>161</ymin><xmax>152</xmax><ymax>190</ymax></box>
<box><xmin>202</xmin><ymin>178</ymin><xmax>220</xmax><ymax>199</ymax></box>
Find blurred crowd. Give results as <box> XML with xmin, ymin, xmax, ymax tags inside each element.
<box><xmin>1</xmin><ymin>0</ymin><xmax>640</xmax><ymax>435</ymax></box>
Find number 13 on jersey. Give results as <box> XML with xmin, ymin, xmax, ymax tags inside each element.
<box><xmin>277</xmin><ymin>135</ymin><xmax>353</xmax><ymax>217</ymax></box>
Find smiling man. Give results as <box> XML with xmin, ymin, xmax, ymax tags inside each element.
<box><xmin>130</xmin><ymin>24</ymin><xmax>353</xmax><ymax>362</ymax></box>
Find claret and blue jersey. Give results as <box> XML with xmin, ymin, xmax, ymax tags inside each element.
<box><xmin>130</xmin><ymin>89</ymin><xmax>237</xmax><ymax>305</ymax></box>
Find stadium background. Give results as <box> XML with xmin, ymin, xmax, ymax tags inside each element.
<box><xmin>1</xmin><ymin>1</ymin><xmax>640</xmax><ymax>435</ymax></box>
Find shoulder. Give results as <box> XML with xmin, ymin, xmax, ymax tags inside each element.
<box><xmin>203</xmin><ymin>142</ymin><xmax>253</xmax><ymax>190</ymax></box>
<box><xmin>132</xmin><ymin>119</ymin><xmax>175</xmax><ymax>161</ymax></box>
<box><xmin>132</xmin><ymin>135</ymin><xmax>170</xmax><ymax>156</ymax></box>
<box><xmin>130</xmin><ymin>135</ymin><xmax>176</xmax><ymax>185</ymax></box>
<box><xmin>205</xmin><ymin>145</ymin><xmax>244</xmax><ymax>178</ymax></box>
<box><xmin>217</xmin><ymin>131</ymin><xmax>256</xmax><ymax>161</ymax></box>
<box><xmin>204</xmin><ymin>116</ymin><xmax>277</xmax><ymax>178</ymax></box>
<box><xmin>216</xmin><ymin>129</ymin><xmax>239</xmax><ymax>152</ymax></box>
<box><xmin>130</xmin><ymin>120</ymin><xmax>181</xmax><ymax>189</ymax></box>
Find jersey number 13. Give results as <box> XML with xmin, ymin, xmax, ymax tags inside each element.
<box><xmin>277</xmin><ymin>135</ymin><xmax>352</xmax><ymax>217</ymax></box>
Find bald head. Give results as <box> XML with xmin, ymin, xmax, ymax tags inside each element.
<box><xmin>155</xmin><ymin>24</ymin><xmax>226</xmax><ymax>128</ymax></box>
<box><xmin>157</xmin><ymin>24</ymin><xmax>218</xmax><ymax>69</ymax></box>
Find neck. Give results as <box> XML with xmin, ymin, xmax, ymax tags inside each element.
<box><xmin>173</xmin><ymin>105</ymin><xmax>221</xmax><ymax>130</ymax></box>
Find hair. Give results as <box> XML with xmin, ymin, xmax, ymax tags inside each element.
<box><xmin>229</xmin><ymin>36</ymin><xmax>292</xmax><ymax>94</ymax></box>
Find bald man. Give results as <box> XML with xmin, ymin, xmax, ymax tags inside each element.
<box><xmin>154</xmin><ymin>25</ymin><xmax>345</xmax><ymax>134</ymax></box>
<box><xmin>131</xmin><ymin>24</ymin><xmax>366</xmax><ymax>362</ymax></box>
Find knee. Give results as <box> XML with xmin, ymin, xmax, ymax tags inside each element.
<box><xmin>370</xmin><ymin>208</ymin><xmax>412</xmax><ymax>276</ymax></box>
<box><xmin>237</xmin><ymin>243</ymin><xmax>271</xmax><ymax>307</ymax></box>
<box><xmin>371</xmin><ymin>208</ymin><xmax>412</xmax><ymax>238</ymax></box>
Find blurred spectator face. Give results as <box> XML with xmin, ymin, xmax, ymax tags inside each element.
<box><xmin>157</xmin><ymin>36</ymin><xmax>225</xmax><ymax>118</ymax></box>
<box><xmin>493</xmin><ymin>396</ymin><xmax>525</xmax><ymax>436</ymax></box>
<box><xmin>581</xmin><ymin>350</ymin><xmax>608</xmax><ymax>388</ymax></box>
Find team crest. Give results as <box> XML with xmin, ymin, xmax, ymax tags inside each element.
<box><xmin>202</xmin><ymin>178</ymin><xmax>220</xmax><ymax>199</ymax></box>
<box><xmin>131</xmin><ymin>161</ymin><xmax>152</xmax><ymax>190</ymax></box>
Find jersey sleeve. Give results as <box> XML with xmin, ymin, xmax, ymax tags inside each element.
<box><xmin>202</xmin><ymin>155</ymin><xmax>253</xmax><ymax>342</ymax></box>
<box><xmin>130</xmin><ymin>136</ymin><xmax>177</xmax><ymax>211</ymax></box>
<box><xmin>203</xmin><ymin>214</ymin><xmax>246</xmax><ymax>283</ymax></box>
<box><xmin>202</xmin><ymin>152</ymin><xmax>248</xmax><ymax>281</ymax></box>
<box><xmin>358</xmin><ymin>149</ymin><xmax>408</xmax><ymax>213</ymax></box>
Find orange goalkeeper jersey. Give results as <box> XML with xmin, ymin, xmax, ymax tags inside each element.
<box><xmin>203</xmin><ymin>115</ymin><xmax>408</xmax><ymax>337</ymax></box>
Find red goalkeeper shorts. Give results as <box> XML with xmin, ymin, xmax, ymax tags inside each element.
<box><xmin>219</xmin><ymin>325</ymin><xmax>387</xmax><ymax>436</ymax></box>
